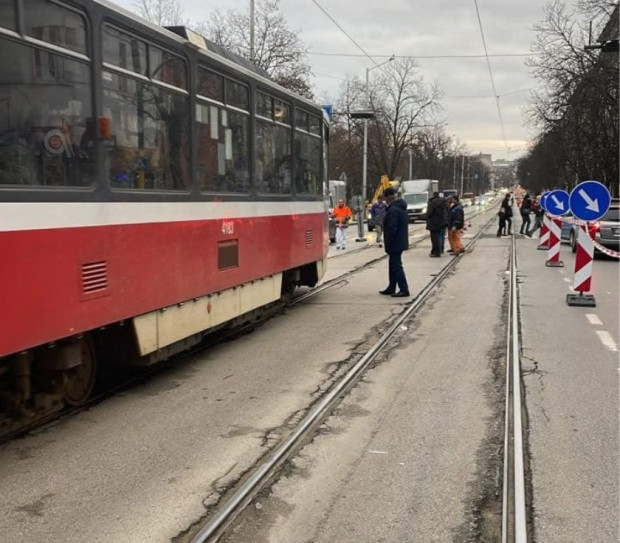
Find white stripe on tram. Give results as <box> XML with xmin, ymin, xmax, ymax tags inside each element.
<box><xmin>0</xmin><ymin>201</ymin><xmax>326</xmax><ymax>231</ymax></box>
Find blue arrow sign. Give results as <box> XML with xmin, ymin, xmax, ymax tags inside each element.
<box><xmin>540</xmin><ymin>192</ymin><xmax>550</xmax><ymax>212</ymax></box>
<box><xmin>545</xmin><ymin>189</ymin><xmax>570</xmax><ymax>216</ymax></box>
<box><xmin>569</xmin><ymin>180</ymin><xmax>611</xmax><ymax>222</ymax></box>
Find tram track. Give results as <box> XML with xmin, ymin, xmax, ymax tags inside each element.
<box><xmin>501</xmin><ymin>234</ymin><xmax>530</xmax><ymax>543</ymax></box>
<box><xmin>0</xmin><ymin>207</ymin><xmax>493</xmax><ymax>446</ymax></box>
<box><xmin>184</xmin><ymin>212</ymin><xmax>498</xmax><ymax>543</ymax></box>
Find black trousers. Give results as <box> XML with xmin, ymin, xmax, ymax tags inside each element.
<box><xmin>520</xmin><ymin>213</ymin><xmax>531</xmax><ymax>234</ymax></box>
<box><xmin>430</xmin><ymin>229</ymin><xmax>442</xmax><ymax>255</ymax></box>
<box><xmin>388</xmin><ymin>251</ymin><xmax>409</xmax><ymax>294</ymax></box>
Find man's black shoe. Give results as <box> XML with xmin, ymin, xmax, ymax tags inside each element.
<box><xmin>379</xmin><ymin>289</ymin><xmax>395</xmax><ymax>295</ymax></box>
<box><xmin>391</xmin><ymin>292</ymin><xmax>410</xmax><ymax>298</ymax></box>
<box><xmin>430</xmin><ymin>253</ymin><xmax>440</xmax><ymax>258</ymax></box>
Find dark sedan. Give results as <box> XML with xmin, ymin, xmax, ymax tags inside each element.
<box><xmin>569</xmin><ymin>199</ymin><xmax>620</xmax><ymax>254</ymax></box>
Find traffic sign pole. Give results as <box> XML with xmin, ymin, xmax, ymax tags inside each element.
<box><xmin>565</xmin><ymin>180</ymin><xmax>610</xmax><ymax>307</ymax></box>
<box><xmin>538</xmin><ymin>214</ymin><xmax>550</xmax><ymax>250</ymax></box>
<box><xmin>545</xmin><ymin>217</ymin><xmax>564</xmax><ymax>267</ymax></box>
<box><xmin>567</xmin><ymin>225</ymin><xmax>596</xmax><ymax>307</ymax></box>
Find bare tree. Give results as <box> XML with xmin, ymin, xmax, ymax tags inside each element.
<box><xmin>135</xmin><ymin>0</ymin><xmax>186</xmax><ymax>26</ymax></box>
<box><xmin>367</xmin><ymin>58</ymin><xmax>442</xmax><ymax>186</ymax></box>
<box><xmin>199</xmin><ymin>0</ymin><xmax>313</xmax><ymax>98</ymax></box>
<box><xmin>522</xmin><ymin>0</ymin><xmax>618</xmax><ymax>193</ymax></box>
<box><xmin>328</xmin><ymin>59</ymin><xmax>445</xmax><ymax>199</ymax></box>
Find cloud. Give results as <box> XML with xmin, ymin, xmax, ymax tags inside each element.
<box><xmin>114</xmin><ymin>0</ymin><xmax>550</xmax><ymax>159</ymax></box>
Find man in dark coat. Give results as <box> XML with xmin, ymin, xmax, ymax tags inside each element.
<box><xmin>519</xmin><ymin>193</ymin><xmax>532</xmax><ymax>235</ymax></box>
<box><xmin>379</xmin><ymin>187</ymin><xmax>410</xmax><ymax>297</ymax></box>
<box><xmin>498</xmin><ymin>193</ymin><xmax>513</xmax><ymax>236</ymax></box>
<box><xmin>425</xmin><ymin>191</ymin><xmax>447</xmax><ymax>257</ymax></box>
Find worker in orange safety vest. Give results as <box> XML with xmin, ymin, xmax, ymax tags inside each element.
<box><xmin>332</xmin><ymin>199</ymin><xmax>353</xmax><ymax>250</ymax></box>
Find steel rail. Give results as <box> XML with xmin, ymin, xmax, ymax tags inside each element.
<box><xmin>190</xmin><ymin>214</ymin><xmax>497</xmax><ymax>543</ymax></box>
<box><xmin>501</xmin><ymin>234</ymin><xmax>528</xmax><ymax>542</ymax></box>
<box><xmin>511</xmin><ymin>235</ymin><xmax>528</xmax><ymax>541</ymax></box>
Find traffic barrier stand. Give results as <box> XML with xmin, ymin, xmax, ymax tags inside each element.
<box><xmin>567</xmin><ymin>224</ymin><xmax>596</xmax><ymax>307</ymax></box>
<box><xmin>545</xmin><ymin>217</ymin><xmax>564</xmax><ymax>267</ymax></box>
<box><xmin>537</xmin><ymin>214</ymin><xmax>550</xmax><ymax>250</ymax></box>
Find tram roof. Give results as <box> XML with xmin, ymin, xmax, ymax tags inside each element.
<box><xmin>95</xmin><ymin>0</ymin><xmax>321</xmax><ymax>112</ymax></box>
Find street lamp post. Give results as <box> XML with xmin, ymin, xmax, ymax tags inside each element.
<box><xmin>362</xmin><ymin>55</ymin><xmax>395</xmax><ymax>206</ymax></box>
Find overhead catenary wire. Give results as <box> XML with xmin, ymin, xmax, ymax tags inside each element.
<box><xmin>308</xmin><ymin>51</ymin><xmax>533</xmax><ymax>59</ymax></box>
<box><xmin>309</xmin><ymin>0</ymin><xmax>378</xmax><ymax>67</ymax></box>
<box><xmin>473</xmin><ymin>0</ymin><xmax>509</xmax><ymax>154</ymax></box>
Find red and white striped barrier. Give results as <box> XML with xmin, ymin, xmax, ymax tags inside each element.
<box><xmin>537</xmin><ymin>214</ymin><xmax>550</xmax><ymax>250</ymax></box>
<box><xmin>563</xmin><ymin>217</ymin><xmax>620</xmax><ymax>259</ymax></box>
<box><xmin>567</xmin><ymin>225</ymin><xmax>596</xmax><ymax>307</ymax></box>
<box><xmin>545</xmin><ymin>217</ymin><xmax>563</xmax><ymax>267</ymax></box>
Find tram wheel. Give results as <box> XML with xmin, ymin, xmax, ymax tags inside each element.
<box><xmin>62</xmin><ymin>336</ymin><xmax>98</xmax><ymax>407</ymax></box>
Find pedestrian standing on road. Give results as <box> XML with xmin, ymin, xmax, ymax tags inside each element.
<box><xmin>370</xmin><ymin>196</ymin><xmax>387</xmax><ymax>248</ymax></box>
<box><xmin>426</xmin><ymin>191</ymin><xmax>447</xmax><ymax>257</ymax></box>
<box><xmin>499</xmin><ymin>193</ymin><xmax>513</xmax><ymax>236</ymax></box>
<box><xmin>439</xmin><ymin>196</ymin><xmax>450</xmax><ymax>254</ymax></box>
<box><xmin>447</xmin><ymin>195</ymin><xmax>465</xmax><ymax>255</ymax></box>
<box><xmin>527</xmin><ymin>196</ymin><xmax>544</xmax><ymax>237</ymax></box>
<box><xmin>379</xmin><ymin>187</ymin><xmax>410</xmax><ymax>297</ymax></box>
<box><xmin>519</xmin><ymin>193</ymin><xmax>532</xmax><ymax>235</ymax></box>
<box><xmin>332</xmin><ymin>199</ymin><xmax>353</xmax><ymax>250</ymax></box>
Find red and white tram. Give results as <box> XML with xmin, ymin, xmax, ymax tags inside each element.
<box><xmin>0</xmin><ymin>0</ymin><xmax>328</xmax><ymax>423</ymax></box>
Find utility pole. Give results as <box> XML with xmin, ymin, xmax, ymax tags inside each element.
<box><xmin>408</xmin><ymin>148</ymin><xmax>413</xmax><ymax>179</ymax></box>
<box><xmin>249</xmin><ymin>0</ymin><xmax>255</xmax><ymax>63</ymax></box>
<box><xmin>460</xmin><ymin>155</ymin><xmax>465</xmax><ymax>196</ymax></box>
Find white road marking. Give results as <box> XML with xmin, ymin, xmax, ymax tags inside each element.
<box><xmin>368</xmin><ymin>450</ymin><xmax>388</xmax><ymax>454</ymax></box>
<box><xmin>596</xmin><ymin>331</ymin><xmax>618</xmax><ymax>352</ymax></box>
<box><xmin>586</xmin><ymin>314</ymin><xmax>603</xmax><ymax>326</ymax></box>
<box><xmin>563</xmin><ymin>278</ymin><xmax>571</xmax><ymax>283</ymax></box>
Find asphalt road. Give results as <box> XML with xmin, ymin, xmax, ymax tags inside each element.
<box><xmin>1</xmin><ymin>206</ymin><xmax>616</xmax><ymax>543</ymax></box>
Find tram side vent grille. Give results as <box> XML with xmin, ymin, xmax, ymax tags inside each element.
<box><xmin>305</xmin><ymin>229</ymin><xmax>313</xmax><ymax>247</ymax></box>
<box><xmin>82</xmin><ymin>261</ymin><xmax>108</xmax><ymax>294</ymax></box>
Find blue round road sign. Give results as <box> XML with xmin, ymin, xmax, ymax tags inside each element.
<box><xmin>545</xmin><ymin>189</ymin><xmax>570</xmax><ymax>216</ymax></box>
<box><xmin>569</xmin><ymin>180</ymin><xmax>611</xmax><ymax>222</ymax></box>
<box><xmin>540</xmin><ymin>192</ymin><xmax>550</xmax><ymax>211</ymax></box>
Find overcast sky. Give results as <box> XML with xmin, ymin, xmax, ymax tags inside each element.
<box><xmin>117</xmin><ymin>0</ymin><xmax>554</xmax><ymax>160</ymax></box>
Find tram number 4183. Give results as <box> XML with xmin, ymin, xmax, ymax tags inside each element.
<box><xmin>221</xmin><ymin>220</ymin><xmax>235</xmax><ymax>235</ymax></box>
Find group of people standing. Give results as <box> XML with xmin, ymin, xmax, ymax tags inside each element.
<box><xmin>497</xmin><ymin>192</ymin><xmax>544</xmax><ymax>237</ymax></box>
<box><xmin>332</xmin><ymin>190</ymin><xmax>470</xmax><ymax>299</ymax></box>
<box><xmin>425</xmin><ymin>192</ymin><xmax>466</xmax><ymax>257</ymax></box>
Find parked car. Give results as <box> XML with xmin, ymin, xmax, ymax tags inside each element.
<box><xmin>560</xmin><ymin>211</ymin><xmax>575</xmax><ymax>243</ymax></box>
<box><xmin>569</xmin><ymin>199</ymin><xmax>620</xmax><ymax>254</ymax></box>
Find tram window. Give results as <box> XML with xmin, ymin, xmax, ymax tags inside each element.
<box><xmin>226</xmin><ymin>80</ymin><xmax>249</xmax><ymax>111</ymax></box>
<box><xmin>255</xmin><ymin>119</ymin><xmax>291</xmax><ymax>194</ymax></box>
<box><xmin>196</xmin><ymin>103</ymin><xmax>249</xmax><ymax>193</ymax></box>
<box><xmin>150</xmin><ymin>47</ymin><xmax>187</xmax><ymax>90</ymax></box>
<box><xmin>256</xmin><ymin>92</ymin><xmax>272</xmax><ymax>119</ymax></box>
<box><xmin>197</xmin><ymin>67</ymin><xmax>224</xmax><ymax>103</ymax></box>
<box><xmin>102</xmin><ymin>72</ymin><xmax>189</xmax><ymax>191</ymax></box>
<box><xmin>103</xmin><ymin>26</ymin><xmax>147</xmax><ymax>75</ymax></box>
<box><xmin>274</xmin><ymin>100</ymin><xmax>290</xmax><ymax>125</ymax></box>
<box><xmin>0</xmin><ymin>38</ymin><xmax>94</xmax><ymax>187</ymax></box>
<box><xmin>294</xmin><ymin>132</ymin><xmax>320</xmax><ymax>196</ymax></box>
<box><xmin>295</xmin><ymin>109</ymin><xmax>309</xmax><ymax>132</ymax></box>
<box><xmin>0</xmin><ymin>1</ymin><xmax>17</xmax><ymax>31</ymax></box>
<box><xmin>24</xmin><ymin>0</ymin><xmax>87</xmax><ymax>55</ymax></box>
<box><xmin>309</xmin><ymin>114</ymin><xmax>321</xmax><ymax>136</ymax></box>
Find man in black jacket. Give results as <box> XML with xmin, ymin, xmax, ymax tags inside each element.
<box><xmin>426</xmin><ymin>191</ymin><xmax>448</xmax><ymax>257</ymax></box>
<box><xmin>519</xmin><ymin>193</ymin><xmax>532</xmax><ymax>235</ymax></box>
<box><xmin>379</xmin><ymin>187</ymin><xmax>410</xmax><ymax>297</ymax></box>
